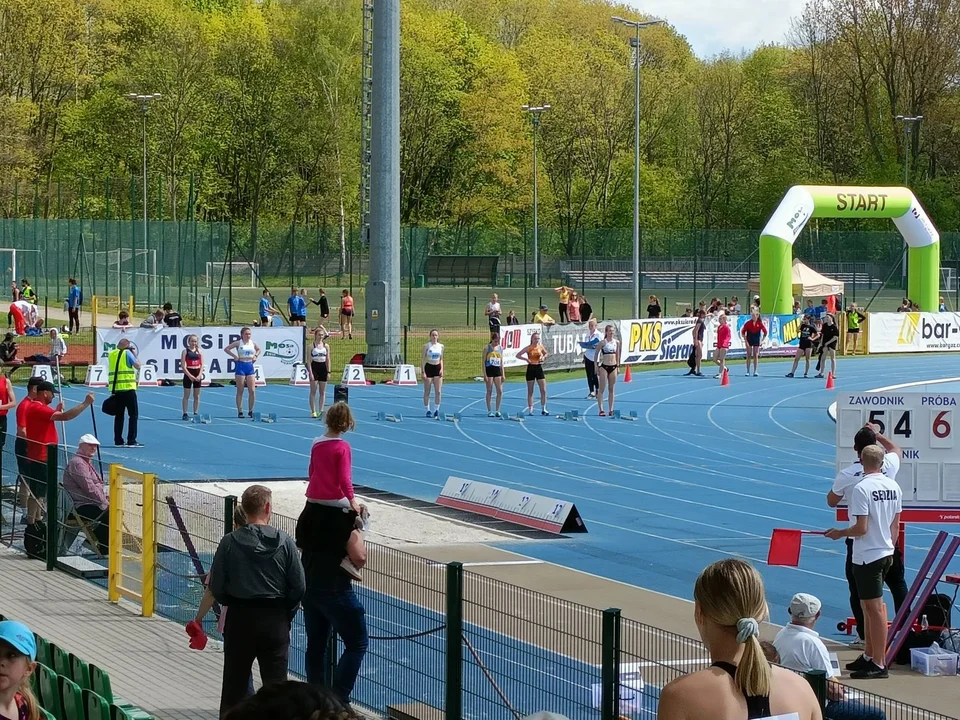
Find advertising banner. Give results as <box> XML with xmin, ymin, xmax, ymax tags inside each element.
<box><xmin>868</xmin><ymin>312</ymin><xmax>960</xmax><ymax>354</ymax></box>
<box><xmin>498</xmin><ymin>323</ymin><xmax>541</xmax><ymax>369</ymax></box>
<box><xmin>541</xmin><ymin>320</ymin><xmax>620</xmax><ymax>371</ymax></box>
<box><xmin>95</xmin><ymin>326</ymin><xmax>306</xmax><ymax>379</ymax></box>
<box><xmin>618</xmin><ymin>318</ymin><xmax>696</xmax><ymax>365</ymax></box>
<box><xmin>726</xmin><ymin>314</ymin><xmax>802</xmax><ymax>358</ymax></box>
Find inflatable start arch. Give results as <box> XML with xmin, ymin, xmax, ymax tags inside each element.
<box><xmin>759</xmin><ymin>186</ymin><xmax>940</xmax><ymax>314</ymax></box>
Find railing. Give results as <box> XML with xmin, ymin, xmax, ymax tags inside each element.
<box><xmin>2</xmin><ymin>468</ymin><xmax>955</xmax><ymax>720</ymax></box>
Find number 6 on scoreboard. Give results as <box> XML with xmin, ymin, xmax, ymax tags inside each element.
<box><xmin>931</xmin><ymin>410</ymin><xmax>953</xmax><ymax>448</ymax></box>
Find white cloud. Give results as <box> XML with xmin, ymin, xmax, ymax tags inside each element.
<box><xmin>628</xmin><ymin>0</ymin><xmax>809</xmax><ymax>57</ymax></box>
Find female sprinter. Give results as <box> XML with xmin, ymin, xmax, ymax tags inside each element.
<box><xmin>308</xmin><ymin>327</ymin><xmax>331</xmax><ymax>418</ymax></box>
<box><xmin>225</xmin><ymin>327</ymin><xmax>261</xmax><ymax>418</ymax></box>
<box><xmin>339</xmin><ymin>289</ymin><xmax>355</xmax><ymax>339</ymax></box>
<box><xmin>516</xmin><ymin>331</ymin><xmax>549</xmax><ymax>415</ymax></box>
<box><xmin>596</xmin><ymin>325</ymin><xmax>620</xmax><ymax>416</ymax></box>
<box><xmin>422</xmin><ymin>329</ymin><xmax>444</xmax><ymax>418</ymax></box>
<box><xmin>714</xmin><ymin>314</ymin><xmax>731</xmax><ymax>380</ymax></box>
<box><xmin>815</xmin><ymin>314</ymin><xmax>839</xmax><ymax>379</ymax></box>
<box><xmin>482</xmin><ymin>333</ymin><xmax>504</xmax><ymax>417</ymax></box>
<box><xmin>181</xmin><ymin>334</ymin><xmax>204</xmax><ymax>420</ymax></box>
<box><xmin>740</xmin><ymin>310</ymin><xmax>766</xmax><ymax>377</ymax></box>
<box><xmin>786</xmin><ymin>315</ymin><xmax>819</xmax><ymax>378</ymax></box>
<box><xmin>656</xmin><ymin>559</ymin><xmax>821</xmax><ymax>720</ymax></box>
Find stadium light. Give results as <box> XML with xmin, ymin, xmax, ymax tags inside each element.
<box><xmin>611</xmin><ymin>16</ymin><xmax>665</xmax><ymax>318</ymax></box>
<box><xmin>125</xmin><ymin>93</ymin><xmax>162</xmax><ymax>307</ymax></box>
<box><xmin>522</xmin><ymin>105</ymin><xmax>551</xmax><ymax>289</ymax></box>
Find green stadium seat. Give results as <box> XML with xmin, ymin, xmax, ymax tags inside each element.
<box><xmin>89</xmin><ymin>664</ymin><xmax>152</xmax><ymax>720</ymax></box>
<box><xmin>84</xmin><ymin>688</ymin><xmax>111</xmax><ymax>720</ymax></box>
<box><xmin>51</xmin><ymin>644</ymin><xmax>71</xmax><ymax>679</ymax></box>
<box><xmin>58</xmin><ymin>675</ymin><xmax>84</xmax><ymax>720</ymax></box>
<box><xmin>70</xmin><ymin>653</ymin><xmax>91</xmax><ymax>690</ymax></box>
<box><xmin>41</xmin><ymin>710</ymin><xmax>56</xmax><ymax>720</ymax></box>
<box><xmin>34</xmin><ymin>634</ymin><xmax>53</xmax><ymax>669</ymax></box>
<box><xmin>36</xmin><ymin>663</ymin><xmax>62</xmax><ymax>720</ymax></box>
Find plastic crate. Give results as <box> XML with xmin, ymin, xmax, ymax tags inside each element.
<box><xmin>910</xmin><ymin>646</ymin><xmax>959</xmax><ymax>676</ymax></box>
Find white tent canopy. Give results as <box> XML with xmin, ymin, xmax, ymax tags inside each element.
<box><xmin>748</xmin><ymin>259</ymin><xmax>844</xmax><ymax>299</ymax></box>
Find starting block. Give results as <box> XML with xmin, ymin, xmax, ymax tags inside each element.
<box><xmin>612</xmin><ymin>410</ymin><xmax>638</xmax><ymax>421</ymax></box>
<box><xmin>193</xmin><ymin>414</ymin><xmax>212</xmax><ymax>424</ymax></box>
<box><xmin>376</xmin><ymin>411</ymin><xmax>403</xmax><ymax>423</ymax></box>
<box><xmin>557</xmin><ymin>410</ymin><xmax>580</xmax><ymax>422</ymax></box>
<box><xmin>442</xmin><ymin>412</ymin><xmax>462</xmax><ymax>422</ymax></box>
<box><xmin>253</xmin><ymin>412</ymin><xmax>278</xmax><ymax>423</ymax></box>
<box><xmin>507</xmin><ymin>412</ymin><xmax>524</xmax><ymax>422</ymax></box>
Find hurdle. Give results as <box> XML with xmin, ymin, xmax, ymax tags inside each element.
<box><xmin>376</xmin><ymin>411</ymin><xmax>403</xmax><ymax>423</ymax></box>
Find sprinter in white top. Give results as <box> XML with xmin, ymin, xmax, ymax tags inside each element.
<box><xmin>825</xmin><ymin>445</ymin><xmax>902</xmax><ymax>680</ymax></box>
<box><xmin>826</xmin><ymin>422</ymin><xmax>907</xmax><ymax>651</ymax></box>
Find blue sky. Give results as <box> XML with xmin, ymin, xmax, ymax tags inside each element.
<box><xmin>630</xmin><ymin>0</ymin><xmax>809</xmax><ymax>57</ymax></box>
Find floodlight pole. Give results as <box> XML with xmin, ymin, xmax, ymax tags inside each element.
<box><xmin>126</xmin><ymin>93</ymin><xmax>161</xmax><ymax>308</ymax></box>
<box><xmin>612</xmin><ymin>16</ymin><xmax>664</xmax><ymax>318</ymax></box>
<box><xmin>896</xmin><ymin>114</ymin><xmax>923</xmax><ymax>291</ymax></box>
<box><xmin>523</xmin><ymin>105</ymin><xmax>550</xmax><ymax>289</ymax></box>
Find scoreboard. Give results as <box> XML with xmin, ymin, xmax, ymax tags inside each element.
<box><xmin>836</xmin><ymin>392</ymin><xmax>960</xmax><ymax>522</ymax></box>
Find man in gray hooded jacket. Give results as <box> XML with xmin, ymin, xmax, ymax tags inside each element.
<box><xmin>210</xmin><ymin>484</ymin><xmax>305</xmax><ymax>717</ymax></box>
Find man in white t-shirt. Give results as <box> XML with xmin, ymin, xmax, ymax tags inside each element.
<box><xmin>774</xmin><ymin>594</ymin><xmax>886</xmax><ymax>720</ymax></box>
<box><xmin>484</xmin><ymin>293</ymin><xmax>502</xmax><ymax>332</ymax></box>
<box><xmin>825</xmin><ymin>445</ymin><xmax>902</xmax><ymax>679</ymax></box>
<box><xmin>826</xmin><ymin>423</ymin><xmax>907</xmax><ymax>649</ymax></box>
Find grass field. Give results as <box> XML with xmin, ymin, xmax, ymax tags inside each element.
<box><xmin>201</xmin><ymin>282</ymin><xmax>918</xmax><ymax>329</ymax></box>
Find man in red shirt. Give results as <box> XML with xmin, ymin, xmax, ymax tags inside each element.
<box><xmin>15</xmin><ymin>377</ymin><xmax>42</xmax><ymax>522</ymax></box>
<box><xmin>23</xmin><ymin>382</ymin><xmax>94</xmax><ymax>525</ymax></box>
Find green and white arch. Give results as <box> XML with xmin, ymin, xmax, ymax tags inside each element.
<box><xmin>759</xmin><ymin>185</ymin><xmax>940</xmax><ymax>314</ymax></box>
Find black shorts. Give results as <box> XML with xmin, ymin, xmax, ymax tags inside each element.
<box><xmin>26</xmin><ymin>458</ymin><xmax>46</xmax><ymax>497</ymax></box>
<box><xmin>485</xmin><ymin>366</ymin><xmax>502</xmax><ymax>378</ymax></box>
<box><xmin>311</xmin><ymin>362</ymin><xmax>329</xmax><ymax>382</ymax></box>
<box><xmin>852</xmin><ymin>555</ymin><xmax>894</xmax><ymax>600</ymax></box>
<box><xmin>526</xmin><ymin>364</ymin><xmax>545</xmax><ymax>382</ymax></box>
<box><xmin>341</xmin><ymin>309</ymin><xmax>354</xmax><ymax>317</ymax></box>
<box><xmin>291</xmin><ymin>314</ymin><xmax>306</xmax><ymax>322</ymax></box>
<box><xmin>424</xmin><ymin>363</ymin><xmax>442</xmax><ymax>379</ymax></box>
<box><xmin>183</xmin><ymin>373</ymin><xmax>202</xmax><ymax>389</ymax></box>
<box><xmin>848</xmin><ymin>328</ymin><xmax>860</xmax><ymax>334</ymax></box>
<box><xmin>600</xmin><ymin>364</ymin><xmax>618</xmax><ymax>375</ymax></box>
<box><xmin>746</xmin><ymin>334</ymin><xmax>762</xmax><ymax>347</ymax></box>
<box><xmin>799</xmin><ymin>339</ymin><xmax>812</xmax><ymax>350</ymax></box>
<box><xmin>260</xmin><ymin>315</ymin><xmax>271</xmax><ymax>326</ymax></box>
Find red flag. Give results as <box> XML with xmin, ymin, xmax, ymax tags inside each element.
<box><xmin>767</xmin><ymin>529</ymin><xmax>825</xmax><ymax>567</ymax></box>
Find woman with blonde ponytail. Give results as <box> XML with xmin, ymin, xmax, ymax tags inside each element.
<box><xmin>657</xmin><ymin>559</ymin><xmax>821</xmax><ymax>720</ymax></box>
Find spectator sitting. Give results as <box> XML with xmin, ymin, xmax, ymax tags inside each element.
<box><xmin>223</xmin><ymin>681</ymin><xmax>359</xmax><ymax>720</ymax></box>
<box><xmin>774</xmin><ymin>593</ymin><xmax>885</xmax><ymax>720</ymax></box>
<box><xmin>896</xmin><ymin>298</ymin><xmax>910</xmax><ymax>312</ymax></box>
<box><xmin>0</xmin><ymin>332</ymin><xmax>21</xmax><ymax>365</ymax></box>
<box><xmin>62</xmin><ymin>434</ymin><xmax>109</xmax><ymax>555</ymax></box>
<box><xmin>760</xmin><ymin>640</ymin><xmax>780</xmax><ymax>664</ymax></box>
<box><xmin>140</xmin><ymin>309</ymin><xmax>165</xmax><ymax>329</ymax></box>
<box><xmin>505</xmin><ymin>310</ymin><xmax>520</xmax><ymax>326</ymax></box>
<box><xmin>163</xmin><ymin>302</ymin><xmax>182</xmax><ymax>328</ymax></box>
<box><xmin>113</xmin><ymin>311</ymin><xmax>131</xmax><ymax>329</ymax></box>
<box><xmin>49</xmin><ymin>328</ymin><xmax>67</xmax><ymax>362</ymax></box>
<box><xmin>534</xmin><ymin>305</ymin><xmax>556</xmax><ymax>326</ymax></box>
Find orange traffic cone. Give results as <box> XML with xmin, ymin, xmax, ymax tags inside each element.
<box><xmin>623</xmin><ymin>365</ymin><xmax>632</xmax><ymax>383</ymax></box>
<box><xmin>826</xmin><ymin>372</ymin><xmax>835</xmax><ymax>390</ymax></box>
<box><xmin>720</xmin><ymin>368</ymin><xmax>730</xmax><ymax>387</ymax></box>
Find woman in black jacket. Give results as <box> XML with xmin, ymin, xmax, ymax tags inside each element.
<box><xmin>311</xmin><ymin>289</ymin><xmax>330</xmax><ymax>321</ymax></box>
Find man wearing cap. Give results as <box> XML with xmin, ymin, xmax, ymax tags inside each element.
<box><xmin>827</xmin><ymin>422</ymin><xmax>907</xmax><ymax>651</ymax></box>
<box><xmin>0</xmin><ymin>619</ymin><xmax>37</xmax><ymax>719</ymax></box>
<box><xmin>534</xmin><ymin>305</ymin><xmax>556</xmax><ymax>326</ymax></box>
<box><xmin>24</xmin><ymin>382</ymin><xmax>94</xmax><ymax>525</ymax></box>
<box><xmin>63</xmin><ymin>434</ymin><xmax>109</xmax><ymax>555</ymax></box>
<box><xmin>774</xmin><ymin>593</ymin><xmax>886</xmax><ymax>720</ymax></box>
<box><xmin>14</xmin><ymin>377</ymin><xmax>42</xmax><ymax>522</ymax></box>
<box><xmin>107</xmin><ymin>337</ymin><xmax>143</xmax><ymax>448</ymax></box>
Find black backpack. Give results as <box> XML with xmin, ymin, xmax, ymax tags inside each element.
<box><xmin>895</xmin><ymin>593</ymin><xmax>954</xmax><ymax>664</ymax></box>
<box><xmin>24</xmin><ymin>520</ymin><xmax>47</xmax><ymax>561</ymax></box>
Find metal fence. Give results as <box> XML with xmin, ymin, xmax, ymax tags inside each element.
<box><xmin>0</xmin><ymin>467</ymin><xmax>957</xmax><ymax>720</ymax></box>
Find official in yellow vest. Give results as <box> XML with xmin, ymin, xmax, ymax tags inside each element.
<box><xmin>107</xmin><ymin>338</ymin><xmax>143</xmax><ymax>447</ymax></box>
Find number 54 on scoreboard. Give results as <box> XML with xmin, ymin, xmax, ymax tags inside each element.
<box><xmin>837</xmin><ymin>393</ymin><xmax>960</xmax><ymax>521</ymax></box>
